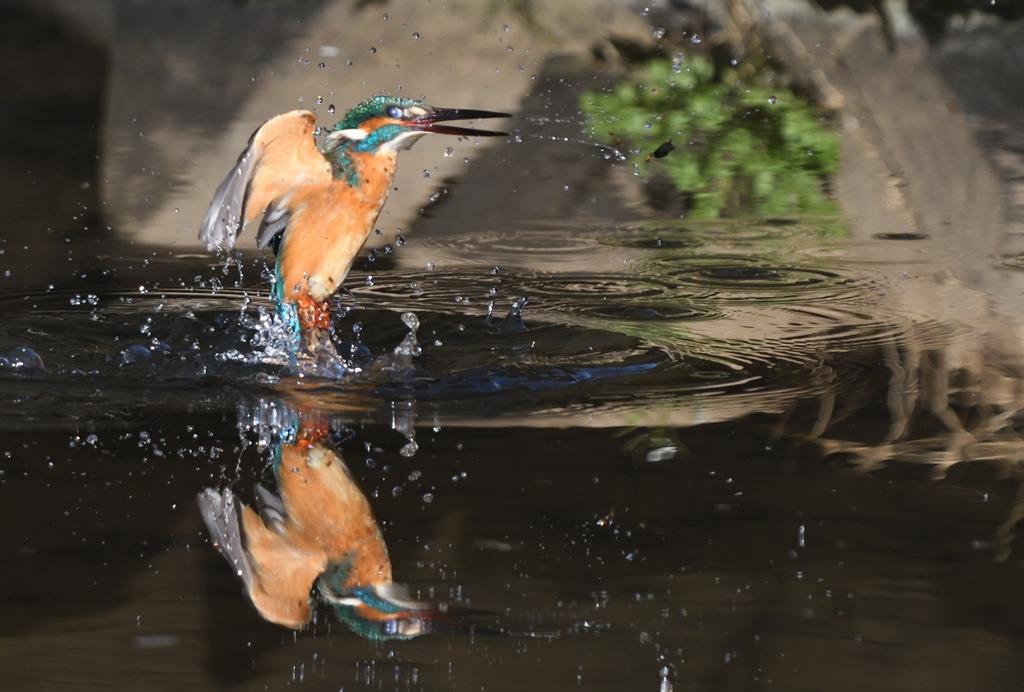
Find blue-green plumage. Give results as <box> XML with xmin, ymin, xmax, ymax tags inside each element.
<box><xmin>332</xmin><ymin>96</ymin><xmax>425</xmax><ymax>131</ymax></box>
<box><xmin>317</xmin><ymin>565</ymin><xmax>435</xmax><ymax>640</ymax></box>
<box><xmin>198</xmin><ymin>96</ymin><xmax>508</xmax><ymax>356</ymax></box>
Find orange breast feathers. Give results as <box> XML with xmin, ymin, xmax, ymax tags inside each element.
<box><xmin>274</xmin><ymin>443</ymin><xmax>393</xmax><ymax>588</ymax></box>
<box><xmin>275</xmin><ymin>151</ymin><xmax>396</xmax><ymax>303</ymax></box>
<box><xmin>231</xmin><ymin>442</ymin><xmax>393</xmax><ymax>628</ymax></box>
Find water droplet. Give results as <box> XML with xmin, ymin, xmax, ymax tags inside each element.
<box><xmin>327</xmin><ymin>104</ymin><xmax>335</xmax><ymax>114</ymax></box>
<box><xmin>768</xmin><ymin>94</ymin><xmax>777</xmax><ymax>104</ymax></box>
<box><xmin>412</xmin><ymin>32</ymin><xmax>419</xmax><ymax>39</ymax></box>
<box><xmin>422</xmin><ymin>170</ymin><xmax>430</xmax><ymax>179</ymax></box>
<box><xmin>401</xmin><ymin>312</ymin><xmax>420</xmax><ymax>331</ymax></box>
<box><xmin>318</xmin><ymin>62</ymin><xmax>325</xmax><ymax>69</ymax></box>
<box><xmin>3</xmin><ymin>346</ymin><xmax>44</xmax><ymax>372</ymax></box>
<box><xmin>369</xmin><ymin>46</ymin><xmax>377</xmax><ymax>54</ymax></box>
<box><xmin>118</xmin><ymin>344</ymin><xmax>152</xmax><ymax>366</ymax></box>
<box><xmin>422</xmin><ymin>493</ymin><xmax>434</xmax><ymax>503</ymax></box>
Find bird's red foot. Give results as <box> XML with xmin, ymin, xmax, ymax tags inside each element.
<box><xmin>294</xmin><ymin>420</ymin><xmax>329</xmax><ymax>450</ymax></box>
<box><xmin>295</xmin><ymin>295</ymin><xmax>331</xmax><ymax>331</ymax></box>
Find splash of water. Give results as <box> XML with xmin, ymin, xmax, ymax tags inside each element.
<box><xmin>374</xmin><ymin>312</ymin><xmax>421</xmax><ymax>378</ymax></box>
<box><xmin>512</xmin><ymin>118</ymin><xmax>628</xmax><ymax>162</ymax></box>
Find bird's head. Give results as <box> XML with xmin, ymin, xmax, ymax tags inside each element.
<box><xmin>317</xmin><ymin>574</ymin><xmax>443</xmax><ymax>640</ymax></box>
<box><xmin>324</xmin><ymin>96</ymin><xmax>509</xmax><ymax>156</ymax></box>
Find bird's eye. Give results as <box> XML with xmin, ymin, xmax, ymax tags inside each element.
<box><xmin>386</xmin><ymin>105</ymin><xmax>403</xmax><ymax>119</ymax></box>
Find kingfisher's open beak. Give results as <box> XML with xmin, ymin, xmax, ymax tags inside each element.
<box><xmin>412</xmin><ymin>108</ymin><xmax>510</xmax><ymax>137</ymax></box>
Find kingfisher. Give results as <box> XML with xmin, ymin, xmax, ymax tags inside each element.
<box><xmin>198</xmin><ymin>418</ymin><xmax>456</xmax><ymax>636</ymax></box>
<box><xmin>198</xmin><ymin>96</ymin><xmax>509</xmax><ymax>353</ymax></box>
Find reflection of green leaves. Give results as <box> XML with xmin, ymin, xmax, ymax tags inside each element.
<box><xmin>581</xmin><ymin>56</ymin><xmax>839</xmax><ymax>218</ymax></box>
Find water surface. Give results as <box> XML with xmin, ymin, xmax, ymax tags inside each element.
<box><xmin>2</xmin><ymin>216</ymin><xmax>1023</xmax><ymax>691</ymax></box>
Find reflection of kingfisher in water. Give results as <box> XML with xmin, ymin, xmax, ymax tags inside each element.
<box><xmin>198</xmin><ymin>97</ymin><xmax>508</xmax><ymax>354</ymax></box>
<box><xmin>198</xmin><ymin>418</ymin><xmax>456</xmax><ymax>637</ymax></box>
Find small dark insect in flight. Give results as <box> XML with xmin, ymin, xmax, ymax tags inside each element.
<box><xmin>652</xmin><ymin>140</ymin><xmax>675</xmax><ymax>158</ymax></box>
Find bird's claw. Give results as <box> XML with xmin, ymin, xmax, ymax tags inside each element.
<box><xmin>296</xmin><ymin>295</ymin><xmax>332</xmax><ymax>331</ymax></box>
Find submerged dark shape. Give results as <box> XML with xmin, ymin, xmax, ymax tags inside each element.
<box><xmin>198</xmin><ymin>96</ymin><xmax>509</xmax><ymax>356</ymax></box>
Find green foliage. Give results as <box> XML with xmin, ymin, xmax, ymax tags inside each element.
<box><xmin>581</xmin><ymin>56</ymin><xmax>839</xmax><ymax>218</ymax></box>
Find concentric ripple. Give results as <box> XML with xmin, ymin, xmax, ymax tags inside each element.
<box><xmin>408</xmin><ymin>226</ymin><xmax>608</xmax><ymax>265</ymax></box>
<box><xmin>647</xmin><ymin>255</ymin><xmax>863</xmax><ymax>300</ymax></box>
<box><xmin>0</xmin><ymin>219</ymin><xmax>939</xmax><ymax>429</ymax></box>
